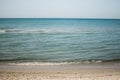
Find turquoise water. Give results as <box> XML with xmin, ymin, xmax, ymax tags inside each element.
<box><xmin>0</xmin><ymin>18</ymin><xmax>120</xmax><ymax>64</ymax></box>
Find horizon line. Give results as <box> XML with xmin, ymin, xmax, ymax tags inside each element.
<box><xmin>0</xmin><ymin>17</ymin><xmax>120</xmax><ymax>20</ymax></box>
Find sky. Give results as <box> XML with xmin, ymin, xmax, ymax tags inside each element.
<box><xmin>0</xmin><ymin>0</ymin><xmax>120</xmax><ymax>18</ymax></box>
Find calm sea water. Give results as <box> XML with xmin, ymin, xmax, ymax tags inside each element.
<box><xmin>0</xmin><ymin>18</ymin><xmax>120</xmax><ymax>65</ymax></box>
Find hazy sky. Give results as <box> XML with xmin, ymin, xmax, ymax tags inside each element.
<box><xmin>0</xmin><ymin>0</ymin><xmax>120</xmax><ymax>18</ymax></box>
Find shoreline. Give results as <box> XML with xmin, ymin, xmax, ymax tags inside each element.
<box><xmin>0</xmin><ymin>62</ymin><xmax>120</xmax><ymax>80</ymax></box>
<box><xmin>0</xmin><ymin>61</ymin><xmax>120</xmax><ymax>71</ymax></box>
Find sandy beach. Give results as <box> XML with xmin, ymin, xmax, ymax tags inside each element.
<box><xmin>0</xmin><ymin>62</ymin><xmax>120</xmax><ymax>80</ymax></box>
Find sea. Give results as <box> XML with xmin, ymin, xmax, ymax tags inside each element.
<box><xmin>0</xmin><ymin>18</ymin><xmax>120</xmax><ymax>65</ymax></box>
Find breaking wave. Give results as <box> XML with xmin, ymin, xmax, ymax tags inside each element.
<box><xmin>0</xmin><ymin>29</ymin><xmax>119</xmax><ymax>34</ymax></box>
<box><xmin>0</xmin><ymin>29</ymin><xmax>54</xmax><ymax>33</ymax></box>
<box><xmin>7</xmin><ymin>60</ymin><xmax>103</xmax><ymax>66</ymax></box>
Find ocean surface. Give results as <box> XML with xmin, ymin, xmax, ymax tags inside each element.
<box><xmin>0</xmin><ymin>18</ymin><xmax>120</xmax><ymax>65</ymax></box>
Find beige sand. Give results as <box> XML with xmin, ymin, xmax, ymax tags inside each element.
<box><xmin>0</xmin><ymin>69</ymin><xmax>120</xmax><ymax>80</ymax></box>
<box><xmin>0</xmin><ymin>62</ymin><xmax>120</xmax><ymax>80</ymax></box>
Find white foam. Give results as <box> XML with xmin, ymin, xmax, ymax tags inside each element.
<box><xmin>0</xmin><ymin>30</ymin><xmax>6</xmax><ymax>33</ymax></box>
<box><xmin>0</xmin><ymin>29</ymin><xmax>107</xmax><ymax>34</ymax></box>
<box><xmin>0</xmin><ymin>29</ymin><xmax>22</xmax><ymax>33</ymax></box>
<box><xmin>8</xmin><ymin>62</ymin><xmax>69</xmax><ymax>66</ymax></box>
<box><xmin>5</xmin><ymin>29</ymin><xmax>21</xmax><ymax>33</ymax></box>
<box><xmin>7</xmin><ymin>60</ymin><xmax>102</xmax><ymax>66</ymax></box>
<box><xmin>0</xmin><ymin>29</ymin><xmax>55</xmax><ymax>34</ymax></box>
<box><xmin>28</xmin><ymin>29</ymin><xmax>53</xmax><ymax>33</ymax></box>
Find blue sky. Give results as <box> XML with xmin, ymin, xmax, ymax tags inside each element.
<box><xmin>0</xmin><ymin>0</ymin><xmax>120</xmax><ymax>18</ymax></box>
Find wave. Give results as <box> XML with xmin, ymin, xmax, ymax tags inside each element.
<box><xmin>0</xmin><ymin>29</ymin><xmax>54</xmax><ymax>33</ymax></box>
<box><xmin>8</xmin><ymin>62</ymin><xmax>69</xmax><ymax>66</ymax></box>
<box><xmin>6</xmin><ymin>60</ymin><xmax>103</xmax><ymax>66</ymax></box>
<box><xmin>0</xmin><ymin>30</ymin><xmax>5</xmax><ymax>33</ymax></box>
<box><xmin>1</xmin><ymin>58</ymin><xmax>120</xmax><ymax>66</ymax></box>
<box><xmin>5</xmin><ymin>58</ymin><xmax>120</xmax><ymax>66</ymax></box>
<box><xmin>0</xmin><ymin>29</ymin><xmax>120</xmax><ymax>34</ymax></box>
<box><xmin>0</xmin><ymin>29</ymin><xmax>22</xmax><ymax>33</ymax></box>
